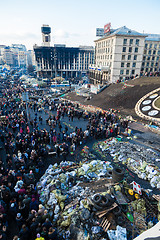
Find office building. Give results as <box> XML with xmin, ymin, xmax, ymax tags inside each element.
<box><xmin>34</xmin><ymin>25</ymin><xmax>94</xmax><ymax>79</ymax></box>
<box><xmin>90</xmin><ymin>25</ymin><xmax>160</xmax><ymax>85</ymax></box>
<box><xmin>141</xmin><ymin>34</ymin><xmax>160</xmax><ymax>74</ymax></box>
<box><xmin>89</xmin><ymin>26</ymin><xmax>147</xmax><ymax>85</ymax></box>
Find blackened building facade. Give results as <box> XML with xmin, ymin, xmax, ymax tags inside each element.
<box><xmin>34</xmin><ymin>44</ymin><xmax>94</xmax><ymax>79</ymax></box>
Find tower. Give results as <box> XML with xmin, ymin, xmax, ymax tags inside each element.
<box><xmin>41</xmin><ymin>24</ymin><xmax>51</xmax><ymax>47</ymax></box>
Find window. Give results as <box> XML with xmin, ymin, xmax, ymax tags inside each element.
<box><xmin>132</xmin><ymin>70</ymin><xmax>135</xmax><ymax>75</ymax></box>
<box><xmin>128</xmin><ymin>55</ymin><xmax>131</xmax><ymax>60</ymax></box>
<box><xmin>136</xmin><ymin>39</ymin><xmax>139</xmax><ymax>46</ymax></box>
<box><xmin>129</xmin><ymin>47</ymin><xmax>132</xmax><ymax>53</ymax></box>
<box><xmin>149</xmin><ymin>44</ymin><xmax>152</xmax><ymax>48</ymax></box>
<box><xmin>127</xmin><ymin>63</ymin><xmax>130</xmax><ymax>67</ymax></box>
<box><xmin>126</xmin><ymin>70</ymin><xmax>129</xmax><ymax>75</ymax></box>
<box><xmin>121</xmin><ymin>62</ymin><xmax>124</xmax><ymax>67</ymax></box>
<box><xmin>132</xmin><ymin>62</ymin><xmax>136</xmax><ymax>67</ymax></box>
<box><xmin>143</xmin><ymin>56</ymin><xmax>146</xmax><ymax>61</ymax></box>
<box><xmin>120</xmin><ymin>70</ymin><xmax>124</xmax><ymax>75</ymax></box>
<box><xmin>130</xmin><ymin>39</ymin><xmax>133</xmax><ymax>45</ymax></box>
<box><xmin>110</xmin><ymin>55</ymin><xmax>112</xmax><ymax>59</ymax></box>
<box><xmin>123</xmin><ymin>47</ymin><xmax>126</xmax><ymax>52</ymax></box>
<box><xmin>147</xmin><ymin>56</ymin><xmax>150</xmax><ymax>60</ymax></box>
<box><xmin>147</xmin><ymin>62</ymin><xmax>149</xmax><ymax>66</ymax></box>
<box><xmin>152</xmin><ymin>56</ymin><xmax>155</xmax><ymax>60</ymax></box>
<box><xmin>157</xmin><ymin>57</ymin><xmax>159</xmax><ymax>61</ymax></box>
<box><xmin>145</xmin><ymin>43</ymin><xmax>148</xmax><ymax>48</ymax></box>
<box><xmin>123</xmin><ymin>39</ymin><xmax>127</xmax><ymax>45</ymax></box>
<box><xmin>134</xmin><ymin>55</ymin><xmax>137</xmax><ymax>60</ymax></box>
<box><xmin>148</xmin><ymin>50</ymin><xmax>151</xmax><ymax>54</ymax></box>
<box><xmin>154</xmin><ymin>44</ymin><xmax>157</xmax><ymax>49</ymax></box>
<box><xmin>122</xmin><ymin>55</ymin><xmax>125</xmax><ymax>60</ymax></box>
<box><xmin>151</xmin><ymin>62</ymin><xmax>154</xmax><ymax>67</ymax></box>
<box><xmin>153</xmin><ymin>50</ymin><xmax>156</xmax><ymax>54</ymax></box>
<box><xmin>135</xmin><ymin>47</ymin><xmax>138</xmax><ymax>53</ymax></box>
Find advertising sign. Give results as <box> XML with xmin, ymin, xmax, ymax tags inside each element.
<box><xmin>104</xmin><ymin>23</ymin><xmax>111</xmax><ymax>34</ymax></box>
<box><xmin>96</xmin><ymin>28</ymin><xmax>104</xmax><ymax>37</ymax></box>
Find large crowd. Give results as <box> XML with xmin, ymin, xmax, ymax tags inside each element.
<box><xmin>0</xmin><ymin>82</ymin><xmax>129</xmax><ymax>240</ymax></box>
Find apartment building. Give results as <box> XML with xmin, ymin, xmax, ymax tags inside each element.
<box><xmin>2</xmin><ymin>47</ymin><xmax>14</xmax><ymax>66</ymax></box>
<box><xmin>141</xmin><ymin>34</ymin><xmax>160</xmax><ymax>74</ymax></box>
<box><xmin>89</xmin><ymin>26</ymin><xmax>147</xmax><ymax>85</ymax></box>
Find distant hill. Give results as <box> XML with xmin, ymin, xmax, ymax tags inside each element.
<box><xmin>66</xmin><ymin>77</ymin><xmax>160</xmax><ymax>119</ymax></box>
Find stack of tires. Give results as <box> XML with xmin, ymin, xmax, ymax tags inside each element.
<box><xmin>112</xmin><ymin>167</ymin><xmax>124</xmax><ymax>183</ymax></box>
<box><xmin>91</xmin><ymin>193</ymin><xmax>125</xmax><ymax>226</ymax></box>
<box><xmin>91</xmin><ymin>193</ymin><xmax>115</xmax><ymax>210</ymax></box>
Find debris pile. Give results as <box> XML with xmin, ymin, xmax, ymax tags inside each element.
<box><xmin>93</xmin><ymin>137</ymin><xmax>160</xmax><ymax>188</ymax></box>
<box><xmin>36</xmin><ymin>153</ymin><xmax>160</xmax><ymax>239</ymax></box>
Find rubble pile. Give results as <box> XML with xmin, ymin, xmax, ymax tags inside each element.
<box><xmin>93</xmin><ymin>137</ymin><xmax>160</xmax><ymax>188</ymax></box>
<box><xmin>36</xmin><ymin>153</ymin><xmax>160</xmax><ymax>239</ymax></box>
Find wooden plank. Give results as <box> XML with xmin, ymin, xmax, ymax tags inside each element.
<box><xmin>102</xmin><ymin>219</ymin><xmax>108</xmax><ymax>228</ymax></box>
<box><xmin>96</xmin><ymin>203</ymin><xmax>118</xmax><ymax>217</ymax></box>
<box><xmin>103</xmin><ymin>219</ymin><xmax>109</xmax><ymax>229</ymax></box>
<box><xmin>64</xmin><ymin>199</ymin><xmax>79</xmax><ymax>211</ymax></box>
<box><xmin>99</xmin><ymin>217</ymin><xmax>105</xmax><ymax>227</ymax></box>
<box><xmin>104</xmin><ymin>222</ymin><xmax>111</xmax><ymax>232</ymax></box>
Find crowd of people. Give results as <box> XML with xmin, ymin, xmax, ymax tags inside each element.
<box><xmin>0</xmin><ymin>81</ymin><xmax>129</xmax><ymax>240</ymax></box>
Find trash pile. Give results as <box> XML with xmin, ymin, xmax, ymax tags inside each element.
<box><xmin>93</xmin><ymin>137</ymin><xmax>160</xmax><ymax>188</ymax></box>
<box><xmin>36</xmin><ymin>153</ymin><xmax>160</xmax><ymax>239</ymax></box>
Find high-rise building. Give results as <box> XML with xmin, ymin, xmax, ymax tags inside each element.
<box><xmin>89</xmin><ymin>25</ymin><xmax>160</xmax><ymax>85</ymax></box>
<box><xmin>34</xmin><ymin>25</ymin><xmax>94</xmax><ymax>78</ymax></box>
<box><xmin>18</xmin><ymin>51</ymin><xmax>27</xmax><ymax>67</ymax></box>
<box><xmin>89</xmin><ymin>26</ymin><xmax>147</xmax><ymax>85</ymax></box>
<box><xmin>2</xmin><ymin>47</ymin><xmax>14</xmax><ymax>66</ymax></box>
<box><xmin>141</xmin><ymin>34</ymin><xmax>160</xmax><ymax>74</ymax></box>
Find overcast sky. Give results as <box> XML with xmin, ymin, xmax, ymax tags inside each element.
<box><xmin>0</xmin><ymin>0</ymin><xmax>160</xmax><ymax>50</ymax></box>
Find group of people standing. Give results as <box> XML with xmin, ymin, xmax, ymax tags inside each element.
<box><xmin>0</xmin><ymin>81</ymin><xmax>128</xmax><ymax>240</ymax></box>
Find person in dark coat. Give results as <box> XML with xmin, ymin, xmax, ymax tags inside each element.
<box><xmin>9</xmin><ymin>202</ymin><xmax>17</xmax><ymax>221</ymax></box>
<box><xmin>30</xmin><ymin>198</ymin><xmax>39</xmax><ymax>211</ymax></box>
<box><xmin>19</xmin><ymin>224</ymin><xmax>30</xmax><ymax>240</ymax></box>
<box><xmin>16</xmin><ymin>213</ymin><xmax>24</xmax><ymax>231</ymax></box>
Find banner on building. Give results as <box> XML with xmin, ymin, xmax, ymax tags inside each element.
<box><xmin>104</xmin><ymin>23</ymin><xmax>111</xmax><ymax>34</ymax></box>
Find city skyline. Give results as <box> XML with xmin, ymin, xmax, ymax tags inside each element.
<box><xmin>0</xmin><ymin>0</ymin><xmax>160</xmax><ymax>50</ymax></box>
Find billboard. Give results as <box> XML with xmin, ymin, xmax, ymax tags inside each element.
<box><xmin>104</xmin><ymin>22</ymin><xmax>111</xmax><ymax>34</ymax></box>
<box><xmin>96</xmin><ymin>28</ymin><xmax>104</xmax><ymax>37</ymax></box>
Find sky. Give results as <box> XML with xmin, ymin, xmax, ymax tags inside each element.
<box><xmin>0</xmin><ymin>0</ymin><xmax>160</xmax><ymax>50</ymax></box>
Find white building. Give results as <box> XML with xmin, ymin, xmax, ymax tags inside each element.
<box><xmin>18</xmin><ymin>51</ymin><xmax>27</xmax><ymax>67</ymax></box>
<box><xmin>141</xmin><ymin>34</ymin><xmax>160</xmax><ymax>74</ymax></box>
<box><xmin>2</xmin><ymin>47</ymin><xmax>14</xmax><ymax>66</ymax></box>
<box><xmin>90</xmin><ymin>26</ymin><xmax>147</xmax><ymax>85</ymax></box>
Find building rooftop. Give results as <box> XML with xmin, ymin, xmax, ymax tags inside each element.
<box><xmin>95</xmin><ymin>26</ymin><xmax>147</xmax><ymax>41</ymax></box>
<box><xmin>145</xmin><ymin>34</ymin><xmax>160</xmax><ymax>41</ymax></box>
<box><xmin>111</xmin><ymin>26</ymin><xmax>147</xmax><ymax>37</ymax></box>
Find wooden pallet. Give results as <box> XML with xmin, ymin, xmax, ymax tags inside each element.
<box><xmin>99</xmin><ymin>217</ymin><xmax>111</xmax><ymax>232</ymax></box>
